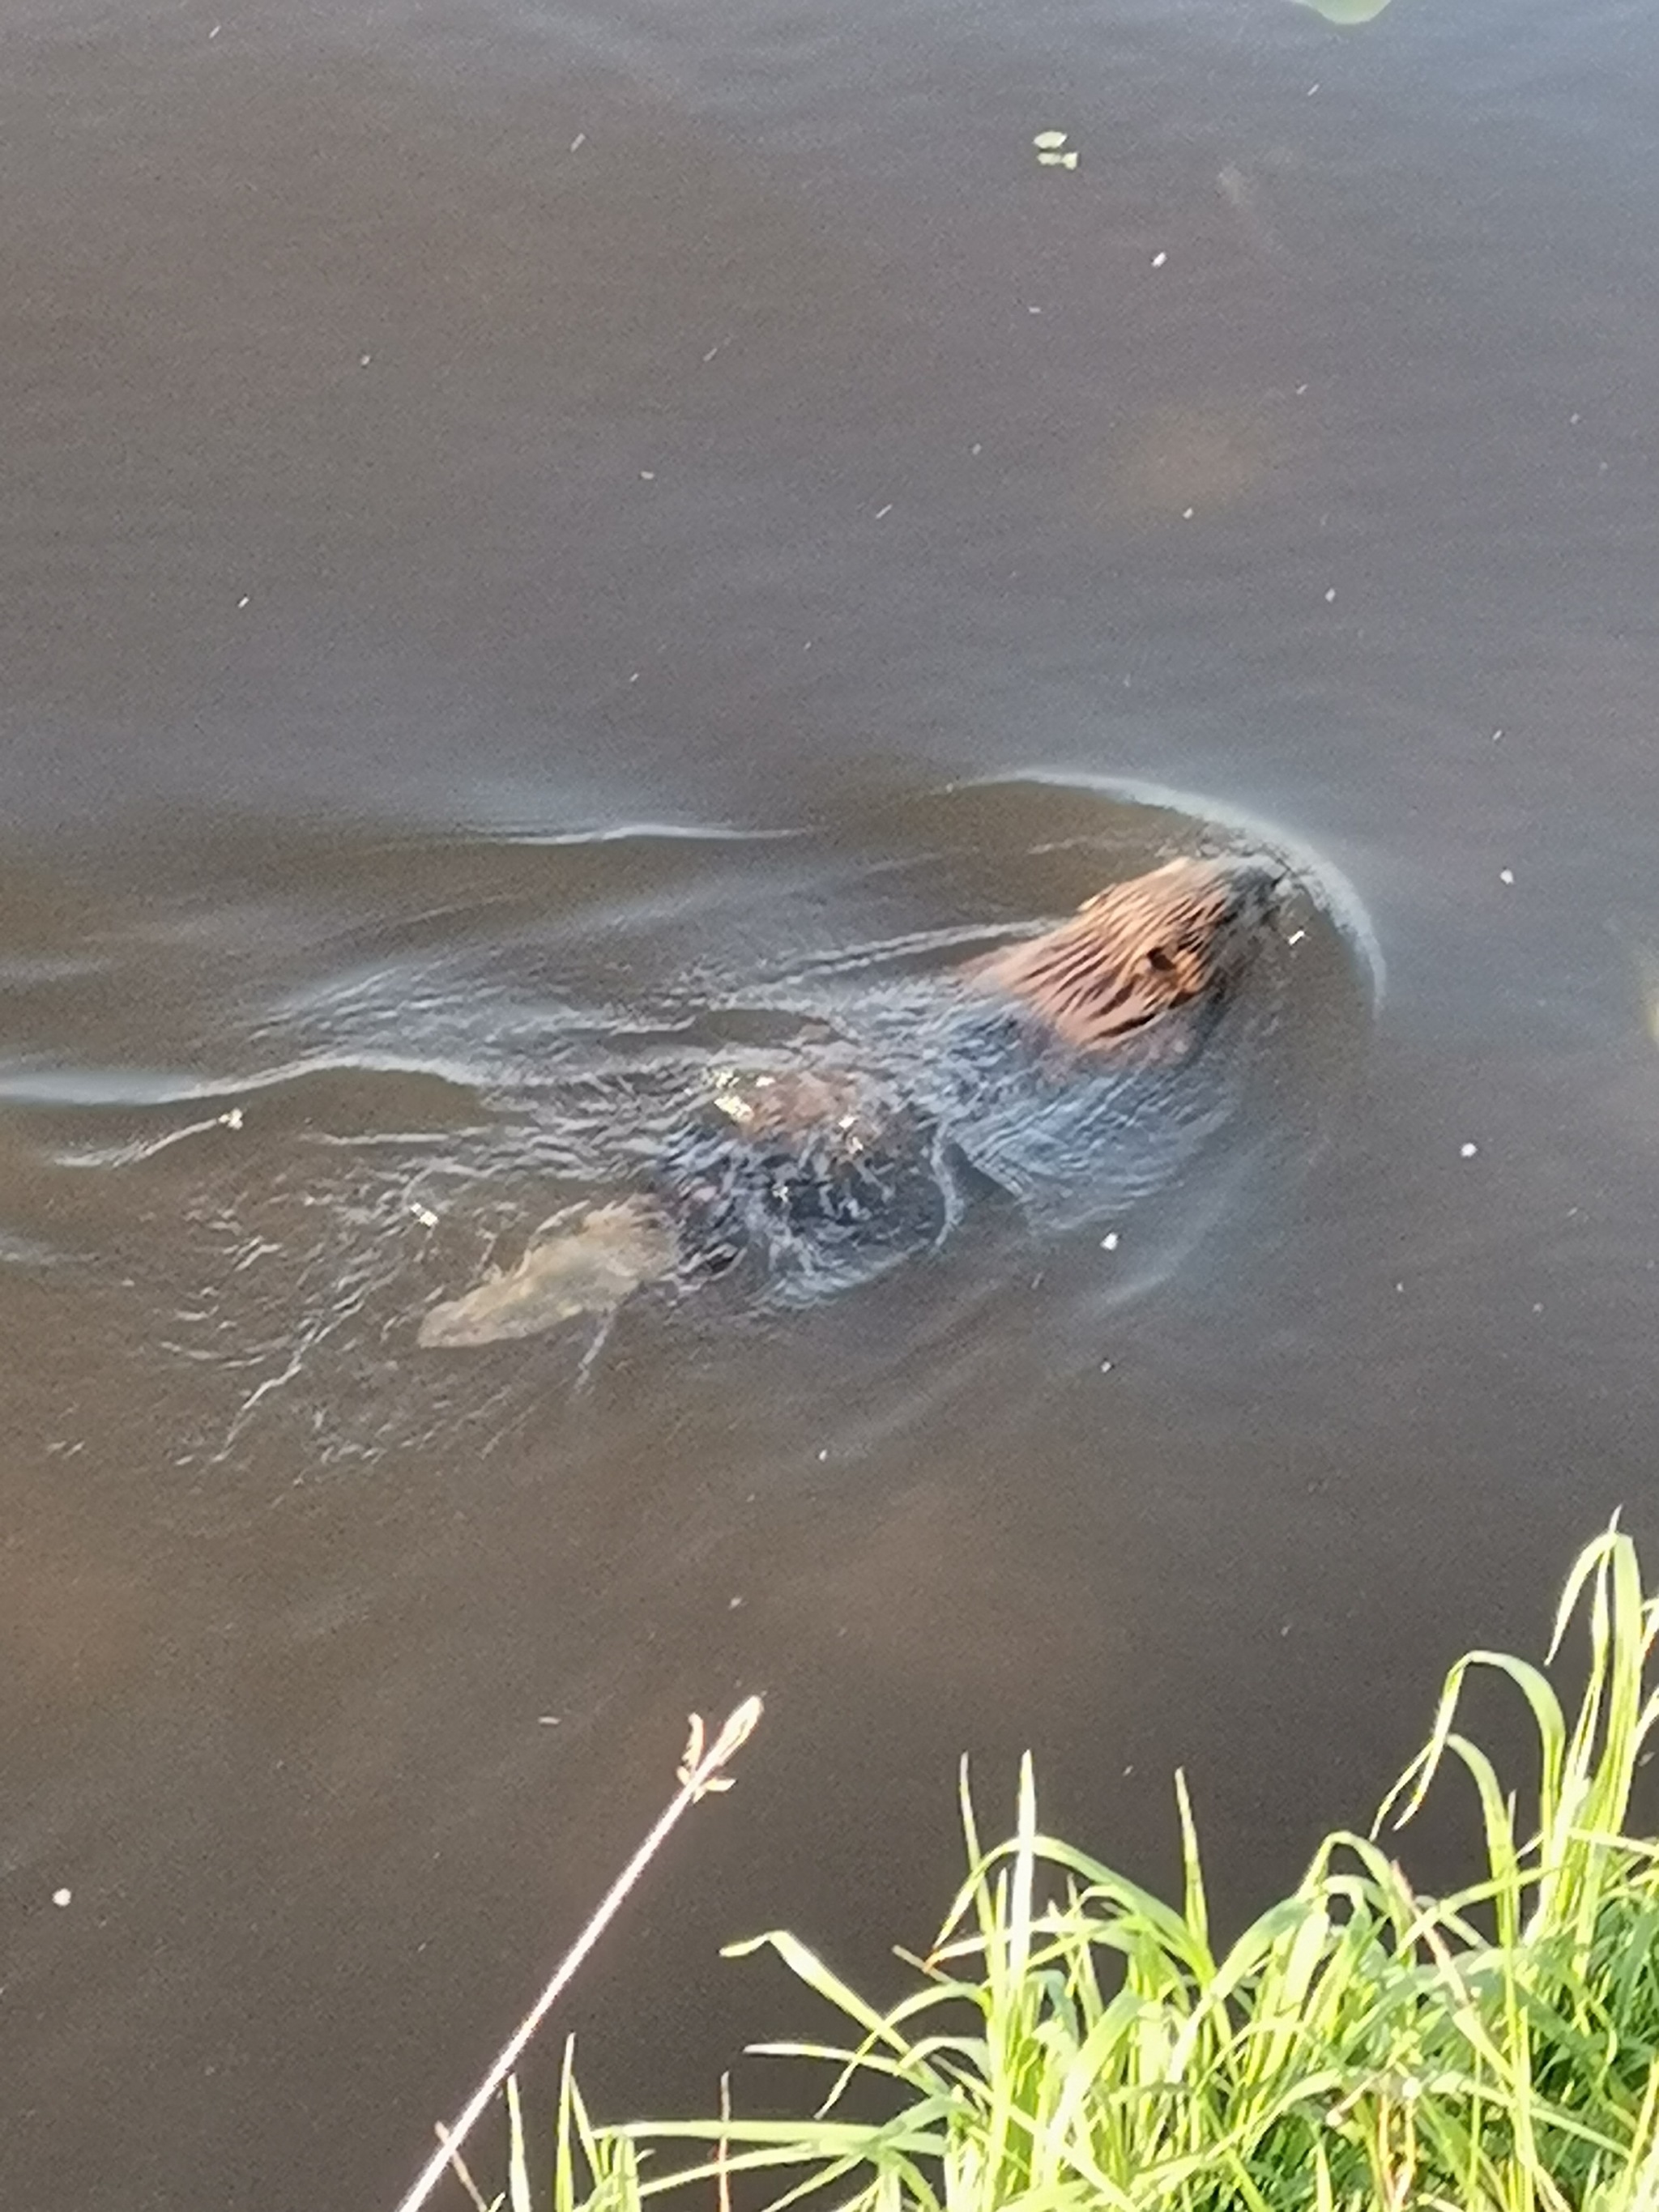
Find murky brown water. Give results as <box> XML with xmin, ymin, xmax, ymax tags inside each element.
<box><xmin>5</xmin><ymin>1</ymin><xmax>1659</xmax><ymax>2206</ymax></box>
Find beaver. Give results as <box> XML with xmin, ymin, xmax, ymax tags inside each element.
<box><xmin>416</xmin><ymin>855</ymin><xmax>1282</xmax><ymax>1349</ymax></box>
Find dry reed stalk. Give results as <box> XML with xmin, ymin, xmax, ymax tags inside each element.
<box><xmin>433</xmin><ymin>2125</ymin><xmax>489</xmax><ymax>2212</ymax></box>
<box><xmin>390</xmin><ymin>1696</ymin><xmax>764</xmax><ymax>2212</ymax></box>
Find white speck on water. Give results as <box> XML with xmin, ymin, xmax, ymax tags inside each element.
<box><xmin>1280</xmin><ymin>1622</ymin><xmax>1292</xmax><ymax>1638</ymax></box>
<box><xmin>1099</xmin><ymin>1359</ymin><xmax>1114</xmax><ymax>1372</ymax></box>
<box><xmin>702</xmin><ymin>344</ymin><xmax>719</xmax><ymax>362</ymax></box>
<box><xmin>628</xmin><ymin>671</ymin><xmax>639</xmax><ymax>684</ymax></box>
<box><xmin>1492</xmin><ymin>728</ymin><xmax>1504</xmax><ymax>742</ymax></box>
<box><xmin>874</xmin><ymin>503</ymin><xmax>893</xmax><ymax>518</ymax></box>
<box><xmin>1570</xmin><ymin>412</ymin><xmax>1580</xmax><ymax>424</ymax></box>
<box><xmin>237</xmin><ymin>595</ymin><xmax>250</xmax><ymax>609</ymax></box>
<box><xmin>1395</xmin><ymin>1281</ymin><xmax>1405</xmax><ymax>1294</ymax></box>
<box><xmin>1182</xmin><ymin>506</ymin><xmax>1195</xmax><ymax>519</ymax></box>
<box><xmin>817</xmin><ymin>1447</ymin><xmax>830</xmax><ymax>1461</ymax></box>
<box><xmin>1324</xmin><ymin>586</ymin><xmax>1337</xmax><ymax>603</ymax></box>
<box><xmin>1286</xmin><ymin>928</ymin><xmax>1306</xmax><ymax>946</ymax></box>
<box><xmin>209</xmin><ymin>21</ymin><xmax>221</xmax><ymax>35</ymax></box>
<box><xmin>1150</xmin><ymin>250</ymin><xmax>1167</xmax><ymax>268</ymax></box>
<box><xmin>1499</xmin><ymin>867</ymin><xmax>1515</xmax><ymax>884</ymax></box>
<box><xmin>1295</xmin><ymin>382</ymin><xmax>1309</xmax><ymax>394</ymax></box>
<box><xmin>409</xmin><ymin>1202</ymin><xmax>438</xmax><ymax>1229</ymax></box>
<box><xmin>537</xmin><ymin>1715</ymin><xmax>561</xmax><ymax>1725</ymax></box>
<box><xmin>220</xmin><ymin>1106</ymin><xmax>243</xmax><ymax>1130</ymax></box>
<box><xmin>1122</xmin><ymin>1762</ymin><xmax>1134</xmax><ymax>1776</ymax></box>
<box><xmin>728</xmin><ymin>1596</ymin><xmax>743</xmax><ymax>1609</ymax></box>
<box><xmin>52</xmin><ymin>1889</ymin><xmax>71</xmax><ymax>1908</ymax></box>
<box><xmin>1100</xmin><ymin>1230</ymin><xmax>1120</xmax><ymax>1251</ymax></box>
<box><xmin>570</xmin><ymin>133</ymin><xmax>586</xmax><ymax>151</ymax></box>
<box><xmin>970</xmin><ymin>441</ymin><xmax>982</xmax><ymax>454</ymax></box>
<box><xmin>1307</xmin><ymin>82</ymin><xmax>1320</xmax><ymax>95</ymax></box>
<box><xmin>1461</xmin><ymin>1141</ymin><xmax>1479</xmax><ymax>1158</ymax></box>
<box><xmin>1533</xmin><ymin>1302</ymin><xmax>1544</xmax><ymax>1315</ymax></box>
<box><xmin>1028</xmin><ymin>305</ymin><xmax>1043</xmax><ymax>314</ymax></box>
<box><xmin>638</xmin><ymin>470</ymin><xmax>655</xmax><ymax>481</ymax></box>
<box><xmin>1033</xmin><ymin>130</ymin><xmax>1068</xmax><ymax>151</ymax></box>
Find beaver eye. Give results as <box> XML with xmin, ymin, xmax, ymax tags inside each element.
<box><xmin>1145</xmin><ymin>945</ymin><xmax>1177</xmax><ymax>974</ymax></box>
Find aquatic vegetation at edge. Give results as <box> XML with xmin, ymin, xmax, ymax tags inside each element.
<box><xmin>484</xmin><ymin>1525</ymin><xmax>1659</xmax><ymax>2212</ymax></box>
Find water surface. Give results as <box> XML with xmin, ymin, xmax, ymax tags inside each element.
<box><xmin>4</xmin><ymin>2</ymin><xmax>1659</xmax><ymax>2207</ymax></box>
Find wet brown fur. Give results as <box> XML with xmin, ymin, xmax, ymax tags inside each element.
<box><xmin>962</xmin><ymin>856</ymin><xmax>1275</xmax><ymax>1053</ymax></box>
<box><xmin>418</xmin><ymin>855</ymin><xmax>1279</xmax><ymax>1345</ymax></box>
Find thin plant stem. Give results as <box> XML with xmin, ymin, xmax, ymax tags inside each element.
<box><xmin>434</xmin><ymin>2125</ymin><xmax>491</xmax><ymax>2212</ymax></box>
<box><xmin>390</xmin><ymin>1696</ymin><xmax>763</xmax><ymax>2212</ymax></box>
<box><xmin>718</xmin><ymin>2070</ymin><xmax>733</xmax><ymax>2212</ymax></box>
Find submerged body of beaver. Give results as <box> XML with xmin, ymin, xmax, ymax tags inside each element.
<box><xmin>417</xmin><ymin>855</ymin><xmax>1284</xmax><ymax>1349</ymax></box>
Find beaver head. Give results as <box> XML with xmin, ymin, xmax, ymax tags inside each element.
<box><xmin>962</xmin><ymin>855</ymin><xmax>1281</xmax><ymax>1052</ymax></box>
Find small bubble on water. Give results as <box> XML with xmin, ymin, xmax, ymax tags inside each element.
<box><xmin>1150</xmin><ymin>250</ymin><xmax>1167</xmax><ymax>268</ymax></box>
<box><xmin>1100</xmin><ymin>1230</ymin><xmax>1120</xmax><ymax>1251</ymax></box>
<box><xmin>1499</xmin><ymin>867</ymin><xmax>1514</xmax><ymax>884</ymax></box>
<box><xmin>52</xmin><ymin>1889</ymin><xmax>71</xmax><ymax>1908</ymax></box>
<box><xmin>1460</xmin><ymin>1141</ymin><xmax>1479</xmax><ymax>1158</ymax></box>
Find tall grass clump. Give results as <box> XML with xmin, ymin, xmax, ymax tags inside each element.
<box><xmin>492</xmin><ymin>1526</ymin><xmax>1659</xmax><ymax>2212</ymax></box>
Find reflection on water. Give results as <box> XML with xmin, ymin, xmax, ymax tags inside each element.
<box><xmin>5</xmin><ymin>0</ymin><xmax>1659</xmax><ymax>2207</ymax></box>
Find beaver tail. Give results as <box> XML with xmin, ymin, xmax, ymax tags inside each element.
<box><xmin>961</xmin><ymin>855</ymin><xmax>1273</xmax><ymax>1053</ymax></box>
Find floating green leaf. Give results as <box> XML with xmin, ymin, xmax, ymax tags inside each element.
<box><xmin>1293</xmin><ymin>0</ymin><xmax>1393</xmax><ymax>21</ymax></box>
<box><xmin>1032</xmin><ymin>130</ymin><xmax>1079</xmax><ymax>172</ymax></box>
